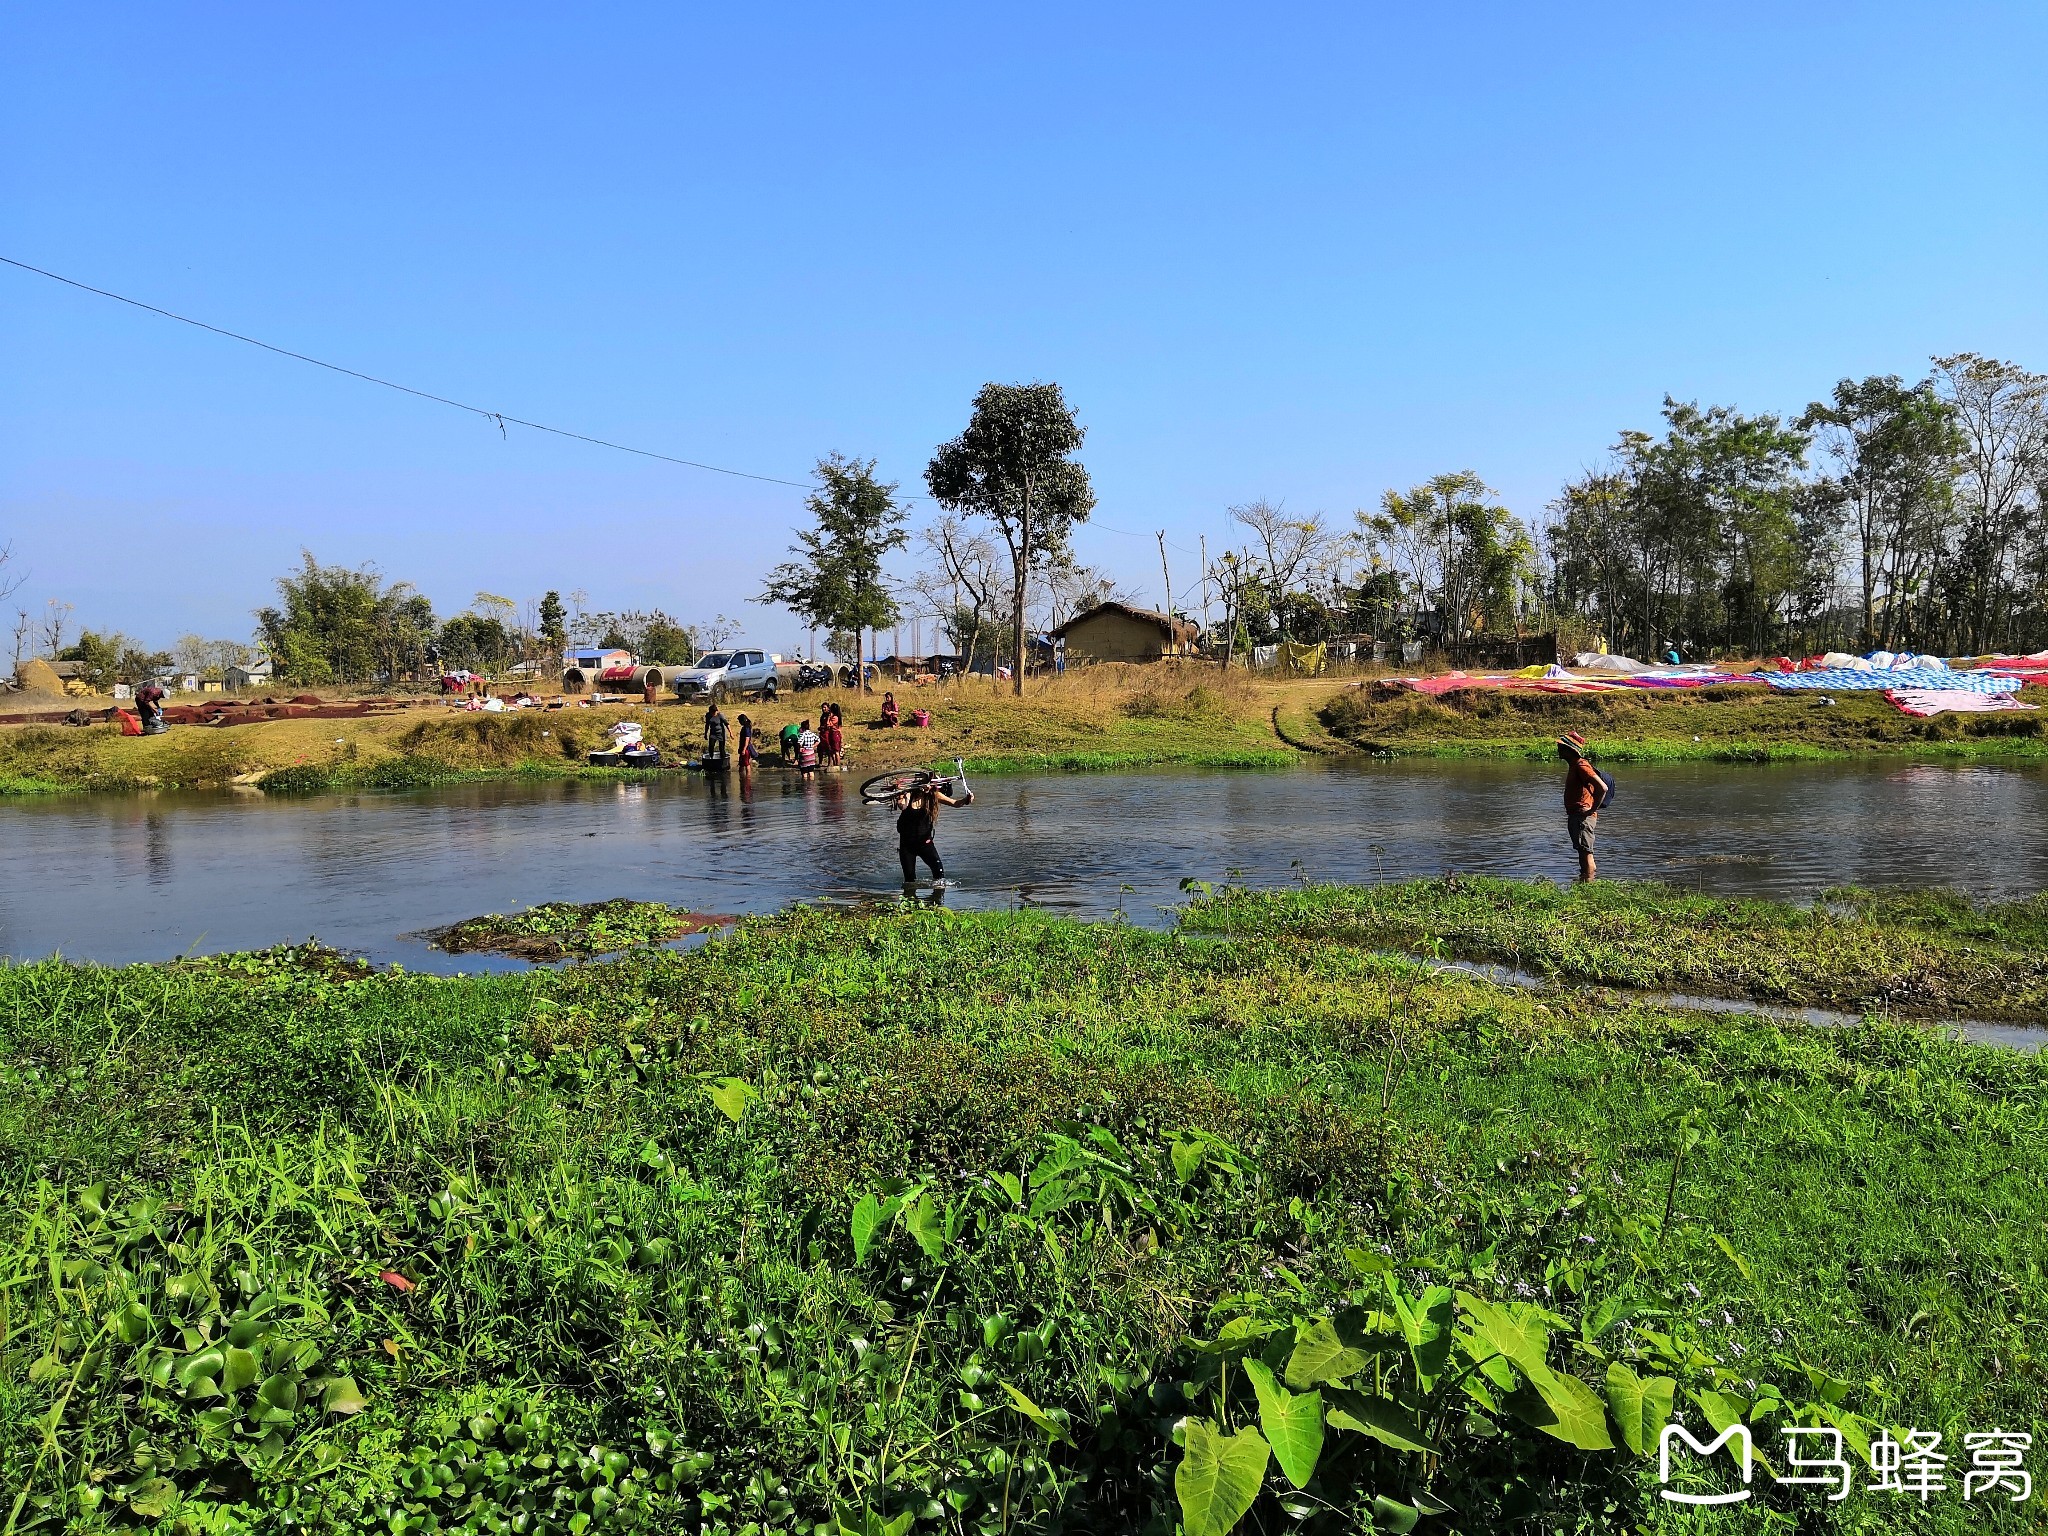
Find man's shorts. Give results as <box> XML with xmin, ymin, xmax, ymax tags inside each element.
<box><xmin>1568</xmin><ymin>812</ymin><xmax>1598</xmax><ymax>854</ymax></box>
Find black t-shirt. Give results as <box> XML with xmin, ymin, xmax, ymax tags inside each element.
<box><xmin>896</xmin><ymin>799</ymin><xmax>934</xmax><ymax>846</ymax></box>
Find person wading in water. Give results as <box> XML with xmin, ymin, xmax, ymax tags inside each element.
<box><xmin>894</xmin><ymin>776</ymin><xmax>970</xmax><ymax>888</ymax></box>
<box><xmin>703</xmin><ymin>702</ymin><xmax>731</xmax><ymax>770</ymax></box>
<box><xmin>1557</xmin><ymin>730</ymin><xmax>1611</xmax><ymax>882</ymax></box>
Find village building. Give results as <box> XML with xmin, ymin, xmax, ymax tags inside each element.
<box><xmin>1050</xmin><ymin>601</ymin><xmax>1200</xmax><ymax>664</ymax></box>
<box><xmin>224</xmin><ymin>659</ymin><xmax>274</xmax><ymax>691</ymax></box>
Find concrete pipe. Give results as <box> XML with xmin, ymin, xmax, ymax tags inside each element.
<box><xmin>564</xmin><ymin>665</ymin><xmax>671</xmax><ymax>695</ymax></box>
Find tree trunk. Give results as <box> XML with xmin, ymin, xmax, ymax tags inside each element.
<box><xmin>1011</xmin><ymin>507</ymin><xmax>1031</xmax><ymax>698</ymax></box>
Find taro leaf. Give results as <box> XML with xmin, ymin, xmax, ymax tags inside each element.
<box><xmin>850</xmin><ymin>1193</ymin><xmax>883</xmax><ymax>1262</ymax></box>
<box><xmin>1456</xmin><ymin>1294</ymin><xmax>1550</xmax><ymax>1378</ymax></box>
<box><xmin>1244</xmin><ymin>1358</ymin><xmax>1324</xmax><ymax>1489</ymax></box>
<box><xmin>259</xmin><ymin>1373</ymin><xmax>302</xmax><ymax>1413</ymax></box>
<box><xmin>113</xmin><ymin>1301</ymin><xmax>151</xmax><ymax>1346</ymax></box>
<box><xmin>1389</xmin><ymin>1282</ymin><xmax>1454</xmax><ymax>1387</ymax></box>
<box><xmin>1509</xmin><ymin>1366</ymin><xmax>1615</xmax><ymax>1451</ymax></box>
<box><xmin>999</xmin><ymin>1382</ymin><xmax>1072</xmax><ymax>1446</ymax></box>
<box><xmin>1284</xmin><ymin>1308</ymin><xmax>1398</xmax><ymax>1388</ymax></box>
<box><xmin>1370</xmin><ymin>1494</ymin><xmax>1420</xmax><ymax>1533</ymax></box>
<box><xmin>905</xmin><ymin>1193</ymin><xmax>947</xmax><ymax>1261</ymax></box>
<box><xmin>196</xmin><ymin>1406</ymin><xmax>240</xmax><ymax>1437</ymax></box>
<box><xmin>127</xmin><ymin>1477</ymin><xmax>179</xmax><ymax>1518</ymax></box>
<box><xmin>1345</xmin><ymin>1247</ymin><xmax>1394</xmax><ymax>1275</ymax></box>
<box><xmin>322</xmin><ymin>1376</ymin><xmax>368</xmax><ymax>1416</ymax></box>
<box><xmin>705</xmin><ymin>1077</ymin><xmax>759</xmax><ymax>1124</ymax></box>
<box><xmin>1325</xmin><ymin>1389</ymin><xmax>1433</xmax><ymax>1454</ymax></box>
<box><xmin>1585</xmin><ymin>1291</ymin><xmax>1647</xmax><ymax>1344</ymax></box>
<box><xmin>222</xmin><ymin>1345</ymin><xmax>259</xmax><ymax>1392</ymax></box>
<box><xmin>1691</xmin><ymin>1387</ymin><xmax>1749</xmax><ymax>1436</ymax></box>
<box><xmin>1174</xmin><ymin>1420</ymin><xmax>1270</xmax><ymax>1536</ymax></box>
<box><xmin>1604</xmin><ymin>1363</ymin><xmax>1676</xmax><ymax>1456</ymax></box>
<box><xmin>1170</xmin><ymin>1137</ymin><xmax>1205</xmax><ymax>1183</ymax></box>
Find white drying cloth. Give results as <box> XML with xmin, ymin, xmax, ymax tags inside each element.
<box><xmin>607</xmin><ymin>720</ymin><xmax>644</xmax><ymax>744</ymax></box>
<box><xmin>1572</xmin><ymin>652</ymin><xmax>1652</xmax><ymax>674</ymax></box>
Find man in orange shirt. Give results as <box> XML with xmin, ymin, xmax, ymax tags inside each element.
<box><xmin>1558</xmin><ymin>731</ymin><xmax>1607</xmax><ymax>882</ymax></box>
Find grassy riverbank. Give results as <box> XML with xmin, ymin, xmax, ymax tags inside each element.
<box><xmin>1320</xmin><ymin>681</ymin><xmax>2048</xmax><ymax>762</ymax></box>
<box><xmin>3</xmin><ymin>895</ymin><xmax>2042</xmax><ymax>1533</ymax></box>
<box><xmin>6</xmin><ymin>669</ymin><xmax>2048</xmax><ymax>795</ymax></box>
<box><xmin>1181</xmin><ymin>876</ymin><xmax>2048</xmax><ymax>1020</ymax></box>
<box><xmin>0</xmin><ymin>669</ymin><xmax>1297</xmax><ymax>795</ymax></box>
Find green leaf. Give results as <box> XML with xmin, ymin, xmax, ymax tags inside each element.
<box><xmin>998</xmin><ymin>1381</ymin><xmax>1072</xmax><ymax>1446</ymax></box>
<box><xmin>1389</xmin><ymin>1282</ymin><xmax>1455</xmax><ymax>1386</ymax></box>
<box><xmin>1457</xmin><ymin>1293</ymin><xmax>1551</xmax><ymax>1377</ymax></box>
<box><xmin>850</xmin><ymin>1193</ymin><xmax>894</xmax><ymax>1263</ymax></box>
<box><xmin>174</xmin><ymin>1346</ymin><xmax>225</xmax><ymax>1389</ymax></box>
<box><xmin>1512</xmin><ymin>1366</ymin><xmax>1615</xmax><ymax>1451</ymax></box>
<box><xmin>1244</xmin><ymin>1359</ymin><xmax>1324</xmax><ymax>1489</ymax></box>
<box><xmin>1345</xmin><ymin>1247</ymin><xmax>1394</xmax><ymax>1275</ymax></box>
<box><xmin>1604</xmin><ymin>1363</ymin><xmax>1676</xmax><ymax>1456</ymax></box>
<box><xmin>1325</xmin><ymin>1389</ymin><xmax>1434</xmax><ymax>1454</ymax></box>
<box><xmin>322</xmin><ymin>1376</ymin><xmax>368</xmax><ymax>1416</ymax></box>
<box><xmin>905</xmin><ymin>1192</ymin><xmax>946</xmax><ymax>1261</ymax></box>
<box><xmin>1169</xmin><ymin>1137</ymin><xmax>1206</xmax><ymax>1182</ymax></box>
<box><xmin>1174</xmin><ymin>1420</ymin><xmax>1270</xmax><ymax>1536</ymax></box>
<box><xmin>1284</xmin><ymin>1308</ymin><xmax>1398</xmax><ymax>1388</ymax></box>
<box><xmin>1370</xmin><ymin>1494</ymin><xmax>1420</xmax><ymax>1533</ymax></box>
<box><xmin>258</xmin><ymin>1372</ymin><xmax>302</xmax><ymax>1412</ymax></box>
<box><xmin>127</xmin><ymin>1477</ymin><xmax>179</xmax><ymax>1519</ymax></box>
<box><xmin>222</xmin><ymin>1345</ymin><xmax>259</xmax><ymax>1392</ymax></box>
<box><xmin>704</xmin><ymin>1077</ymin><xmax>759</xmax><ymax>1123</ymax></box>
<box><xmin>1584</xmin><ymin>1291</ymin><xmax>1646</xmax><ymax>1344</ymax></box>
<box><xmin>1710</xmin><ymin>1232</ymin><xmax>1753</xmax><ymax>1282</ymax></box>
<box><xmin>1691</xmin><ymin>1387</ymin><xmax>1749</xmax><ymax>1436</ymax></box>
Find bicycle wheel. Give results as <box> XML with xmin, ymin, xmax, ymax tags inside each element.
<box><xmin>860</xmin><ymin>768</ymin><xmax>936</xmax><ymax>804</ymax></box>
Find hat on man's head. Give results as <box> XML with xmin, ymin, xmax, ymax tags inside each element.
<box><xmin>1557</xmin><ymin>730</ymin><xmax>1588</xmax><ymax>753</ymax></box>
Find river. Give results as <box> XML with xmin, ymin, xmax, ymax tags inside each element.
<box><xmin>1</xmin><ymin>758</ymin><xmax>2044</xmax><ymax>970</ymax></box>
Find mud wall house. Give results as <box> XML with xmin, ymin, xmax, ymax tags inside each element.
<box><xmin>1051</xmin><ymin>601</ymin><xmax>1200</xmax><ymax>663</ymax></box>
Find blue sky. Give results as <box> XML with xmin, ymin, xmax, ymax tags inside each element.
<box><xmin>4</xmin><ymin>2</ymin><xmax>2044</xmax><ymax>652</ymax></box>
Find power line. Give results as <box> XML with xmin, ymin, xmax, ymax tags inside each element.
<box><xmin>0</xmin><ymin>254</ymin><xmax>818</xmax><ymax>490</ymax></box>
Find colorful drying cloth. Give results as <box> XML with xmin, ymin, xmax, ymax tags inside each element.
<box><xmin>1769</xmin><ymin>668</ymin><xmax>2021</xmax><ymax>694</ymax></box>
<box><xmin>1886</xmin><ymin>689</ymin><xmax>2039</xmax><ymax>718</ymax></box>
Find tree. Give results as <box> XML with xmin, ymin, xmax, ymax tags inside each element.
<box><xmin>255</xmin><ymin>552</ymin><xmax>436</xmax><ymax>684</ymax></box>
<box><xmin>537</xmin><ymin>591</ymin><xmax>568</xmax><ymax>659</ymax></box>
<box><xmin>759</xmin><ymin>453</ymin><xmax>909</xmax><ymax>689</ymax></box>
<box><xmin>173</xmin><ymin>634</ymin><xmax>254</xmax><ymax>680</ymax></box>
<box><xmin>1365</xmin><ymin>473</ymin><xmax>1535</xmax><ymax>643</ymax></box>
<box><xmin>1229</xmin><ymin>501</ymin><xmax>1340</xmax><ymax>642</ymax></box>
<box><xmin>437</xmin><ymin>613</ymin><xmax>513</xmax><ymax>672</ymax></box>
<box><xmin>1801</xmin><ymin>375</ymin><xmax>1963</xmax><ymax>649</ymax></box>
<box><xmin>910</xmin><ymin>516</ymin><xmax>1010</xmax><ymax>675</ymax></box>
<box><xmin>1931</xmin><ymin>354</ymin><xmax>2048</xmax><ymax>652</ymax></box>
<box><xmin>0</xmin><ymin>542</ymin><xmax>23</xmax><ymax>605</ymax></box>
<box><xmin>926</xmin><ymin>383</ymin><xmax>1095</xmax><ymax>694</ymax></box>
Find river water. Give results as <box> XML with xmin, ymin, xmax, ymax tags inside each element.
<box><xmin>1</xmin><ymin>758</ymin><xmax>2045</xmax><ymax>970</ymax></box>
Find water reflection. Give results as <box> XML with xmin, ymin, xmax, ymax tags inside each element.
<box><xmin>0</xmin><ymin>758</ymin><xmax>2043</xmax><ymax>969</ymax></box>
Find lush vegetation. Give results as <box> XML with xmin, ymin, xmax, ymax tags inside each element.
<box><xmin>1180</xmin><ymin>875</ymin><xmax>2048</xmax><ymax>1020</ymax></box>
<box><xmin>2</xmin><ymin>899</ymin><xmax>2042</xmax><ymax>1534</ymax></box>
<box><xmin>1319</xmin><ymin>681</ymin><xmax>2048</xmax><ymax>761</ymax></box>
<box><xmin>426</xmin><ymin>902</ymin><xmax>729</xmax><ymax>962</ymax></box>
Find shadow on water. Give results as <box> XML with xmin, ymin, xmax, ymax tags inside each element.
<box><xmin>3</xmin><ymin>756</ymin><xmax>2047</xmax><ymax>998</ymax></box>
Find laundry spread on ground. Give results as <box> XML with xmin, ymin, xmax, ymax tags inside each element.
<box><xmin>1769</xmin><ymin>668</ymin><xmax>2022</xmax><ymax>694</ymax></box>
<box><xmin>1885</xmin><ymin>689</ymin><xmax>2040</xmax><ymax>718</ymax></box>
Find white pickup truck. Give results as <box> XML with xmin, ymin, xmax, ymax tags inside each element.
<box><xmin>670</xmin><ymin>648</ymin><xmax>783</xmax><ymax>703</ymax></box>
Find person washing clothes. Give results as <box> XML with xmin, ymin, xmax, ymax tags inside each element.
<box><xmin>702</xmin><ymin>702</ymin><xmax>730</xmax><ymax>769</ymax></box>
<box><xmin>1557</xmin><ymin>731</ymin><xmax>1613</xmax><ymax>883</ymax></box>
<box><xmin>134</xmin><ymin>679</ymin><xmax>170</xmax><ymax>735</ymax></box>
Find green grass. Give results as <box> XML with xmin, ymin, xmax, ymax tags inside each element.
<box><xmin>1180</xmin><ymin>876</ymin><xmax>2048</xmax><ymax>1020</ymax></box>
<box><xmin>1</xmin><ymin>903</ymin><xmax>2043</xmax><ymax>1533</ymax></box>
<box><xmin>959</xmin><ymin>745</ymin><xmax>1295</xmax><ymax>774</ymax></box>
<box><xmin>1321</xmin><ymin>681</ymin><xmax>2048</xmax><ymax>761</ymax></box>
<box><xmin>257</xmin><ymin>756</ymin><xmax>668</xmax><ymax>794</ymax></box>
